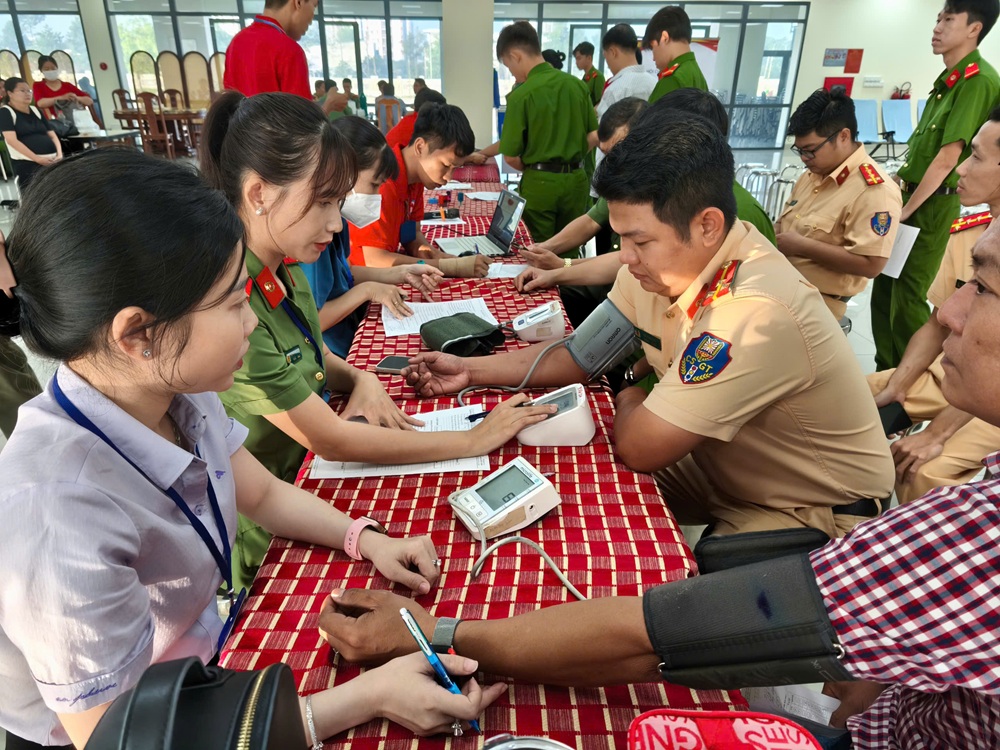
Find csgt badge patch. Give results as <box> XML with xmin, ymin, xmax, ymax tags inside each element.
<box><xmin>679</xmin><ymin>333</ymin><xmax>733</xmax><ymax>384</ymax></box>
<box><xmin>871</xmin><ymin>211</ymin><xmax>892</xmax><ymax>236</ymax></box>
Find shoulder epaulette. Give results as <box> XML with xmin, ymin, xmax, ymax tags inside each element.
<box><xmin>965</xmin><ymin>62</ymin><xmax>981</xmax><ymax>79</ymax></box>
<box><xmin>686</xmin><ymin>260</ymin><xmax>741</xmax><ymax>319</ymax></box>
<box><xmin>859</xmin><ymin>163</ymin><xmax>884</xmax><ymax>186</ymax></box>
<box><xmin>950</xmin><ymin>211</ymin><xmax>992</xmax><ymax>234</ymax></box>
<box><xmin>660</xmin><ymin>63</ymin><xmax>679</xmax><ymax>79</ymax></box>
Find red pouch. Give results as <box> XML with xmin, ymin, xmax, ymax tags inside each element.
<box><xmin>629</xmin><ymin>709</ymin><xmax>822</xmax><ymax>750</ymax></box>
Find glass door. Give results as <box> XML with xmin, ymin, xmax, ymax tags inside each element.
<box><xmin>324</xmin><ymin>21</ymin><xmax>363</xmax><ymax>98</ymax></box>
<box><xmin>568</xmin><ymin>23</ymin><xmax>603</xmax><ymax>71</ymax></box>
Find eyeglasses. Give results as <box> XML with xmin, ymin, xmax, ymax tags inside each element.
<box><xmin>790</xmin><ymin>133</ymin><xmax>837</xmax><ymax>160</ymax></box>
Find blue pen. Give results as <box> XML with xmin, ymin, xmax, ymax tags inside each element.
<box><xmin>473</xmin><ymin>242</ymin><xmax>481</xmax><ymax>255</ymax></box>
<box><xmin>399</xmin><ymin>608</ymin><xmax>482</xmax><ymax>733</ymax></box>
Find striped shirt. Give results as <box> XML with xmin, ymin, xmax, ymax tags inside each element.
<box><xmin>810</xmin><ymin>453</ymin><xmax>1000</xmax><ymax>749</ymax></box>
<box><xmin>592</xmin><ymin>65</ymin><xmax>657</xmax><ymax>195</ymax></box>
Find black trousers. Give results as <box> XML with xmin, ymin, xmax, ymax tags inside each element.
<box><xmin>5</xmin><ymin>732</ymin><xmax>72</xmax><ymax>750</ymax></box>
<box><xmin>12</xmin><ymin>160</ymin><xmax>43</xmax><ymax>195</ymax></box>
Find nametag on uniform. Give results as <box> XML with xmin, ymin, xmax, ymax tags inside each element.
<box><xmin>284</xmin><ymin>346</ymin><xmax>303</xmax><ymax>364</ymax></box>
<box><xmin>636</xmin><ymin>328</ymin><xmax>662</xmax><ymax>350</ymax></box>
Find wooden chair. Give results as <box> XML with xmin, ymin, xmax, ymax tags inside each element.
<box><xmin>135</xmin><ymin>92</ymin><xmax>175</xmax><ymax>159</ymax></box>
<box><xmin>160</xmin><ymin>88</ymin><xmax>185</xmax><ymax>109</ymax></box>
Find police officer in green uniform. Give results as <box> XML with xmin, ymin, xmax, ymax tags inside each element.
<box><xmin>871</xmin><ymin>0</ymin><xmax>1000</xmax><ymax>370</ymax></box>
<box><xmin>644</xmin><ymin>6</ymin><xmax>708</xmax><ymax>103</ymax></box>
<box><xmin>497</xmin><ymin>21</ymin><xmax>599</xmax><ymax>247</ymax></box>
<box><xmin>573</xmin><ymin>41</ymin><xmax>605</xmax><ymax>107</ymax></box>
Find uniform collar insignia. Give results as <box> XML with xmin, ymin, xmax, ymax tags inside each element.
<box><xmin>660</xmin><ymin>63</ymin><xmax>679</xmax><ymax>79</ymax></box>
<box><xmin>254</xmin><ymin>266</ymin><xmax>285</xmax><ymax>309</ymax></box>
<box><xmin>945</xmin><ymin>68</ymin><xmax>961</xmax><ymax>88</ymax></box>
<box><xmin>835</xmin><ymin>166</ymin><xmax>850</xmax><ymax>185</ymax></box>
<box><xmin>686</xmin><ymin>260</ymin><xmax>741</xmax><ymax>319</ymax></box>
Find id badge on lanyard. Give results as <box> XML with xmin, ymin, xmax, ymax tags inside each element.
<box><xmin>51</xmin><ymin>373</ymin><xmax>247</xmax><ymax>653</ymax></box>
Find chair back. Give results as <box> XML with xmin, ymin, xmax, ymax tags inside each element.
<box><xmin>136</xmin><ymin>92</ymin><xmax>167</xmax><ymax>137</ymax></box>
<box><xmin>881</xmin><ymin>99</ymin><xmax>914</xmax><ymax>143</ymax></box>
<box><xmin>160</xmin><ymin>88</ymin><xmax>185</xmax><ymax>109</ymax></box>
<box><xmin>376</xmin><ymin>98</ymin><xmax>402</xmax><ymax>134</ymax></box>
<box><xmin>854</xmin><ymin>99</ymin><xmax>881</xmax><ymax>143</ymax></box>
<box><xmin>112</xmin><ymin>88</ymin><xmax>134</xmax><ymax>110</ymax></box>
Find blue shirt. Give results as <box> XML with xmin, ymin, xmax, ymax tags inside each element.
<box><xmin>300</xmin><ymin>226</ymin><xmax>357</xmax><ymax>359</ymax></box>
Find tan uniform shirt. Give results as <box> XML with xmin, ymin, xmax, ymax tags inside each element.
<box><xmin>777</xmin><ymin>146</ymin><xmax>902</xmax><ymax>316</ymax></box>
<box><xmin>608</xmin><ymin>222</ymin><xmax>894</xmax><ymax>536</ymax></box>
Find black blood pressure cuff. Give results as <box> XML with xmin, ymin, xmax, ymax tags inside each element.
<box><xmin>420</xmin><ymin>312</ymin><xmax>506</xmax><ymax>356</ymax></box>
<box><xmin>643</xmin><ymin>553</ymin><xmax>853</xmax><ymax>689</ymax></box>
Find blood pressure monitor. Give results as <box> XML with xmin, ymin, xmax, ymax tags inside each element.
<box><xmin>449</xmin><ymin>457</ymin><xmax>562</xmax><ymax>541</ymax></box>
<box><xmin>512</xmin><ymin>302</ymin><xmax>565</xmax><ymax>343</ymax></box>
<box><xmin>516</xmin><ymin>383</ymin><xmax>596</xmax><ymax>447</ymax></box>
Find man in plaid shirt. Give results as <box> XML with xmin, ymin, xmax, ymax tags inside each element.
<box><xmin>323</xmin><ymin>218</ymin><xmax>1000</xmax><ymax>748</ymax></box>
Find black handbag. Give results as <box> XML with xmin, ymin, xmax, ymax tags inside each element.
<box><xmin>85</xmin><ymin>657</ymin><xmax>307</xmax><ymax>750</ymax></box>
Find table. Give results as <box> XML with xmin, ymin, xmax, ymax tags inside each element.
<box><xmin>67</xmin><ymin>128</ymin><xmax>141</xmax><ymax>149</ymax></box>
<box><xmin>113</xmin><ymin>107</ymin><xmax>205</xmax><ymax>153</ymax></box>
<box><xmin>452</xmin><ymin>162</ymin><xmax>501</xmax><ymax>183</ymax></box>
<box><xmin>220</xmin><ymin>190</ymin><xmax>744</xmax><ymax>748</ymax></box>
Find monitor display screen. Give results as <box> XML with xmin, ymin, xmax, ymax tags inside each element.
<box><xmin>476</xmin><ymin>464</ymin><xmax>537</xmax><ymax>511</ymax></box>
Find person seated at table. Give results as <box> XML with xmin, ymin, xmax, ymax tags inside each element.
<box><xmin>405</xmin><ymin>109</ymin><xmax>893</xmax><ymax>540</ymax></box>
<box><xmin>32</xmin><ymin>55</ymin><xmax>93</xmax><ymax>121</ymax></box>
<box><xmin>516</xmin><ymin>89</ymin><xmax>775</xmax><ymax>324</ymax></box>
<box><xmin>301</xmin><ymin>116</ymin><xmax>446</xmax><ymax>359</ymax></box>
<box><xmin>868</xmin><ymin>111</ymin><xmax>1000</xmax><ymax>505</ymax></box>
<box><xmin>202</xmin><ymin>92</ymin><xmax>553</xmax><ymax>590</ymax></box>
<box><xmin>314</xmin><ymin>78</ymin><xmax>327</xmax><ymax>101</ymax></box>
<box><xmin>0</xmin><ymin>77</ymin><xmax>61</xmax><ymax>193</ymax></box>
<box><xmin>384</xmin><ymin>89</ymin><xmax>448</xmax><ymax>152</ymax></box>
<box><xmin>374</xmin><ymin>82</ymin><xmax>407</xmax><ymax>132</ymax></box>
<box><xmin>321</xmin><ymin>230</ymin><xmax>1000</xmax><ymax>742</ymax></box>
<box><xmin>0</xmin><ymin>148</ymin><xmax>505</xmax><ymax>750</ymax></box>
<box><xmin>349</xmin><ymin>102</ymin><xmax>490</xmax><ymax>278</ymax></box>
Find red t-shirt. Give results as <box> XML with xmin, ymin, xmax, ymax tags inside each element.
<box><xmin>32</xmin><ymin>80</ymin><xmax>87</xmax><ymax>119</ymax></box>
<box><xmin>385</xmin><ymin>113</ymin><xmax>417</xmax><ymax>150</ymax></box>
<box><xmin>349</xmin><ymin>142</ymin><xmax>424</xmax><ymax>266</ymax></box>
<box><xmin>223</xmin><ymin>16</ymin><xmax>311</xmax><ymax>99</ymax></box>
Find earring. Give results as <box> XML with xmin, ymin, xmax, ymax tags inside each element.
<box><xmin>255</xmin><ymin>206</ymin><xmax>265</xmax><ymax>216</ymax></box>
<box><xmin>142</xmin><ymin>350</ymin><xmax>151</xmax><ymax>358</ymax></box>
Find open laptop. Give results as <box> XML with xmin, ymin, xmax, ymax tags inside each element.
<box><xmin>435</xmin><ymin>189</ymin><xmax>526</xmax><ymax>257</ymax></box>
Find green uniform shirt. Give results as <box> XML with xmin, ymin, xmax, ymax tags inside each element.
<box><xmin>500</xmin><ymin>62</ymin><xmax>598</xmax><ymax>165</ymax></box>
<box><xmin>589</xmin><ymin>182</ymin><xmax>775</xmax><ymax>246</ymax></box>
<box><xmin>583</xmin><ymin>66</ymin><xmax>605</xmax><ymax>106</ymax></box>
<box><xmin>221</xmin><ymin>251</ymin><xmax>327</xmax><ymax>482</ymax></box>
<box><xmin>897</xmin><ymin>49</ymin><xmax>1000</xmax><ymax>188</ymax></box>
<box><xmin>648</xmin><ymin>51</ymin><xmax>708</xmax><ymax>103</ymax></box>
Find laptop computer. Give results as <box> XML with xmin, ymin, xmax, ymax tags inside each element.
<box><xmin>435</xmin><ymin>189</ymin><xmax>526</xmax><ymax>257</ymax></box>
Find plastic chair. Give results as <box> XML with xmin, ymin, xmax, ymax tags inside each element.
<box><xmin>880</xmin><ymin>99</ymin><xmax>913</xmax><ymax>160</ymax></box>
<box><xmin>376</xmin><ymin>98</ymin><xmax>402</xmax><ymax>134</ymax></box>
<box><xmin>855</xmin><ymin>99</ymin><xmax>888</xmax><ymax>160</ymax></box>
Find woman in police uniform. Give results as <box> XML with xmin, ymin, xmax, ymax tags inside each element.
<box><xmin>201</xmin><ymin>92</ymin><xmax>553</xmax><ymax>590</ymax></box>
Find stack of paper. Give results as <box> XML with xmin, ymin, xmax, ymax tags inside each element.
<box><xmin>381</xmin><ymin>298</ymin><xmax>499</xmax><ymax>337</ymax></box>
<box><xmin>310</xmin><ymin>405</ymin><xmax>489</xmax><ymax>478</ymax></box>
<box><xmin>487</xmin><ymin>263</ymin><xmax>529</xmax><ymax>279</ymax></box>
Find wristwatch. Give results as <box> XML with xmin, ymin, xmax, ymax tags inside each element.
<box><xmin>344</xmin><ymin>516</ymin><xmax>387</xmax><ymax>560</ymax></box>
<box><xmin>563</xmin><ymin>258</ymin><xmax>572</xmax><ymax>268</ymax></box>
<box><xmin>431</xmin><ymin>617</ymin><xmax>463</xmax><ymax>654</ymax></box>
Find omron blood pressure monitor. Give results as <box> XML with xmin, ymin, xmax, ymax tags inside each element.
<box><xmin>449</xmin><ymin>457</ymin><xmax>561</xmax><ymax>541</ymax></box>
<box><xmin>516</xmin><ymin>383</ymin><xmax>596</xmax><ymax>447</ymax></box>
<box><xmin>512</xmin><ymin>302</ymin><xmax>565</xmax><ymax>343</ymax></box>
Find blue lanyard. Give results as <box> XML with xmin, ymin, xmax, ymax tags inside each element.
<box><xmin>253</xmin><ymin>17</ymin><xmax>286</xmax><ymax>35</ymax></box>
<box><xmin>51</xmin><ymin>373</ymin><xmax>234</xmax><ymax>598</ymax></box>
<box><xmin>280</xmin><ymin>299</ymin><xmax>324</xmax><ymax>368</ymax></box>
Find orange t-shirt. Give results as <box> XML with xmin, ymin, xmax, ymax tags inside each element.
<box><xmin>348</xmin><ymin>142</ymin><xmax>425</xmax><ymax>266</ymax></box>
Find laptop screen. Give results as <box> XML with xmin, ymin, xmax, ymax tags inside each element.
<box><xmin>487</xmin><ymin>190</ymin><xmax>526</xmax><ymax>249</ymax></box>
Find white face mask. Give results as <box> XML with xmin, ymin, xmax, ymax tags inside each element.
<box><xmin>340</xmin><ymin>190</ymin><xmax>382</xmax><ymax>229</ymax></box>
<box><xmin>42</xmin><ymin>70</ymin><xmax>60</xmax><ymax>81</ymax></box>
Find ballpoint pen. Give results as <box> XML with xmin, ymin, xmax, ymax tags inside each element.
<box><xmin>474</xmin><ymin>242</ymin><xmax>481</xmax><ymax>254</ymax></box>
<box><xmin>399</xmin><ymin>608</ymin><xmax>482</xmax><ymax>733</ymax></box>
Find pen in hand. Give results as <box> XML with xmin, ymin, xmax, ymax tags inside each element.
<box><xmin>399</xmin><ymin>608</ymin><xmax>482</xmax><ymax>734</ymax></box>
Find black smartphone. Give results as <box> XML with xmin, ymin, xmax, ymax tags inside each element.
<box><xmin>374</xmin><ymin>355</ymin><xmax>411</xmax><ymax>375</ymax></box>
<box><xmin>879</xmin><ymin>401</ymin><xmax>913</xmax><ymax>436</ymax></box>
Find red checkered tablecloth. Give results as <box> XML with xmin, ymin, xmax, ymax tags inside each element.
<box><xmin>426</xmin><ymin>183</ymin><xmax>509</xmax><ymax>220</ymax></box>
<box><xmin>452</xmin><ymin>163</ymin><xmax>501</xmax><ymax>183</ymax></box>
<box><xmin>220</xmin><ymin>190</ymin><xmax>745</xmax><ymax>749</ymax></box>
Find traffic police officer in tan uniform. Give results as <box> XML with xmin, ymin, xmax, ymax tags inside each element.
<box><xmin>869</xmin><ymin>112</ymin><xmax>1000</xmax><ymax>504</ymax></box>
<box><xmin>776</xmin><ymin>88</ymin><xmax>903</xmax><ymax>320</ymax></box>
<box><xmin>403</xmin><ymin>110</ymin><xmax>894</xmax><ymax>539</ymax></box>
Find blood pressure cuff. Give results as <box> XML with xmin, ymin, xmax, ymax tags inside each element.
<box><xmin>420</xmin><ymin>312</ymin><xmax>506</xmax><ymax>356</ymax></box>
<box><xmin>643</xmin><ymin>553</ymin><xmax>853</xmax><ymax>690</ymax></box>
<box><xmin>694</xmin><ymin>527</ymin><xmax>831</xmax><ymax>574</ymax></box>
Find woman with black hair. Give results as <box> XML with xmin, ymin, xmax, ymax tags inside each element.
<box><xmin>0</xmin><ymin>77</ymin><xmax>60</xmax><ymax>193</ymax></box>
<box><xmin>300</xmin><ymin>115</ymin><xmax>444</xmax><ymax>359</ymax></box>
<box><xmin>0</xmin><ymin>148</ymin><xmax>504</xmax><ymax>750</ymax></box>
<box><xmin>200</xmin><ymin>91</ymin><xmax>553</xmax><ymax>591</ymax></box>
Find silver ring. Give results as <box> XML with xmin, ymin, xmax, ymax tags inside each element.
<box><xmin>451</xmin><ymin>720</ymin><xmax>463</xmax><ymax>737</ymax></box>
<box><xmin>433</xmin><ymin>559</ymin><xmax>440</xmax><ymax>568</ymax></box>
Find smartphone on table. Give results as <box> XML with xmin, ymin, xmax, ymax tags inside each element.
<box><xmin>374</xmin><ymin>355</ymin><xmax>411</xmax><ymax>375</ymax></box>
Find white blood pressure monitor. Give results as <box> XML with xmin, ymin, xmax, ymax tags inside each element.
<box><xmin>449</xmin><ymin>457</ymin><xmax>561</xmax><ymax>541</ymax></box>
<box><xmin>512</xmin><ymin>302</ymin><xmax>565</xmax><ymax>343</ymax></box>
<box><xmin>516</xmin><ymin>383</ymin><xmax>596</xmax><ymax>447</ymax></box>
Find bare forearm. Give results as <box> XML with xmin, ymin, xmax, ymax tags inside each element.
<box><xmin>478</xmin><ymin>141</ymin><xmax>500</xmax><ymax>158</ymax></box>
<box><xmin>793</xmin><ymin>238</ymin><xmax>886</xmax><ymax>277</ymax></box>
<box><xmin>303</xmin><ymin>682</ymin><xmax>375</xmax><ymax>744</ymax></box>
<box><xmin>547</xmin><ymin>215</ymin><xmax>603</xmax><ymax>254</ymax></box>
<box><xmin>903</xmin><ymin>143</ymin><xmax>962</xmax><ymax>217</ymax></box>
<box><xmin>36</xmin><ymin>97</ymin><xmax>58</xmax><ymax>109</ymax></box>
<box><xmin>924</xmin><ymin>405</ymin><xmax>975</xmax><ymax>442</ymax></box>
<box><xmin>451</xmin><ymin>597</ymin><xmax>659</xmax><ymax>686</ymax></box>
<box><xmin>467</xmin><ymin>343</ymin><xmax>586</xmax><ymax>388</ymax></box>
<box><xmin>558</xmin><ymin>251</ymin><xmax>622</xmax><ymax>286</ymax></box>
<box><xmin>363</xmin><ymin>246</ymin><xmax>414</xmax><ymax>267</ymax></box>
<box><xmin>885</xmin><ymin>316</ymin><xmax>950</xmax><ymax>393</ymax></box>
<box><xmin>504</xmin><ymin>155</ymin><xmax>525</xmax><ymax>172</ymax></box>
<box><xmin>318</xmin><ymin>285</ymin><xmax>372</xmax><ymax>330</ymax></box>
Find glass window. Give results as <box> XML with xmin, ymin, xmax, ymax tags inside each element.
<box><xmin>493</xmin><ymin>2</ymin><xmax>538</xmax><ymax>20</ymax></box>
<box><xmin>388</xmin><ymin>1</ymin><xmax>442</xmax><ymax>16</ymax></box>
<box><xmin>542</xmin><ymin>4</ymin><xmax>602</xmax><ymax>20</ymax></box>
<box><xmin>19</xmin><ymin>14</ymin><xmax>94</xmax><ymax>82</ymax></box>
<box><xmin>747</xmin><ymin>4</ymin><xmax>808</xmax><ymax>21</ymax></box>
<box><xmin>729</xmin><ymin>104</ymin><xmax>789</xmax><ymax>149</ymax></box>
<box><xmin>325</xmin><ymin>0</ymin><xmax>385</xmax><ymax>14</ymax></box>
<box><xmin>493</xmin><ymin>19</ymin><xmax>537</xmax><ymax>101</ymax></box>
<box><xmin>684</xmin><ymin>4</ymin><xmax>744</xmax><ymax>19</ymax></box>
<box><xmin>110</xmin><ymin>14</ymin><xmax>177</xmax><ymax>93</ymax></box>
<box><xmin>177</xmin><ymin>15</ymin><xmax>238</xmax><ymax>55</ymax></box>
<box><xmin>325</xmin><ymin>21</ymin><xmax>361</xmax><ymax>93</ymax></box>
<box><xmin>174</xmin><ymin>0</ymin><xmax>238</xmax><ymax>12</ymax></box>
<box><xmin>0</xmin><ymin>14</ymin><xmax>19</xmax><ymax>53</ymax></box>
<box><xmin>107</xmin><ymin>0</ymin><xmax>171</xmax><ymax>11</ymax></box>
<box><xmin>241</xmin><ymin>0</ymin><xmax>264</xmax><ymax>14</ymax></box>
<box><xmin>735</xmin><ymin>21</ymin><xmax>802</xmax><ymax>105</ymax></box>
<box><xmin>390</xmin><ymin>18</ymin><xmax>441</xmax><ymax>103</ymax></box>
<box><xmin>15</xmin><ymin>0</ymin><xmax>78</xmax><ymax>10</ymax></box>
<box><xmin>299</xmin><ymin>20</ymin><xmax>324</xmax><ymax>93</ymax></box>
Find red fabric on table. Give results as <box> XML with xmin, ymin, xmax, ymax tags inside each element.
<box><xmin>453</xmin><ymin>163</ymin><xmax>501</xmax><ymax>183</ymax></box>
<box><xmin>220</xmin><ymin>199</ymin><xmax>745</xmax><ymax>749</ymax></box>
